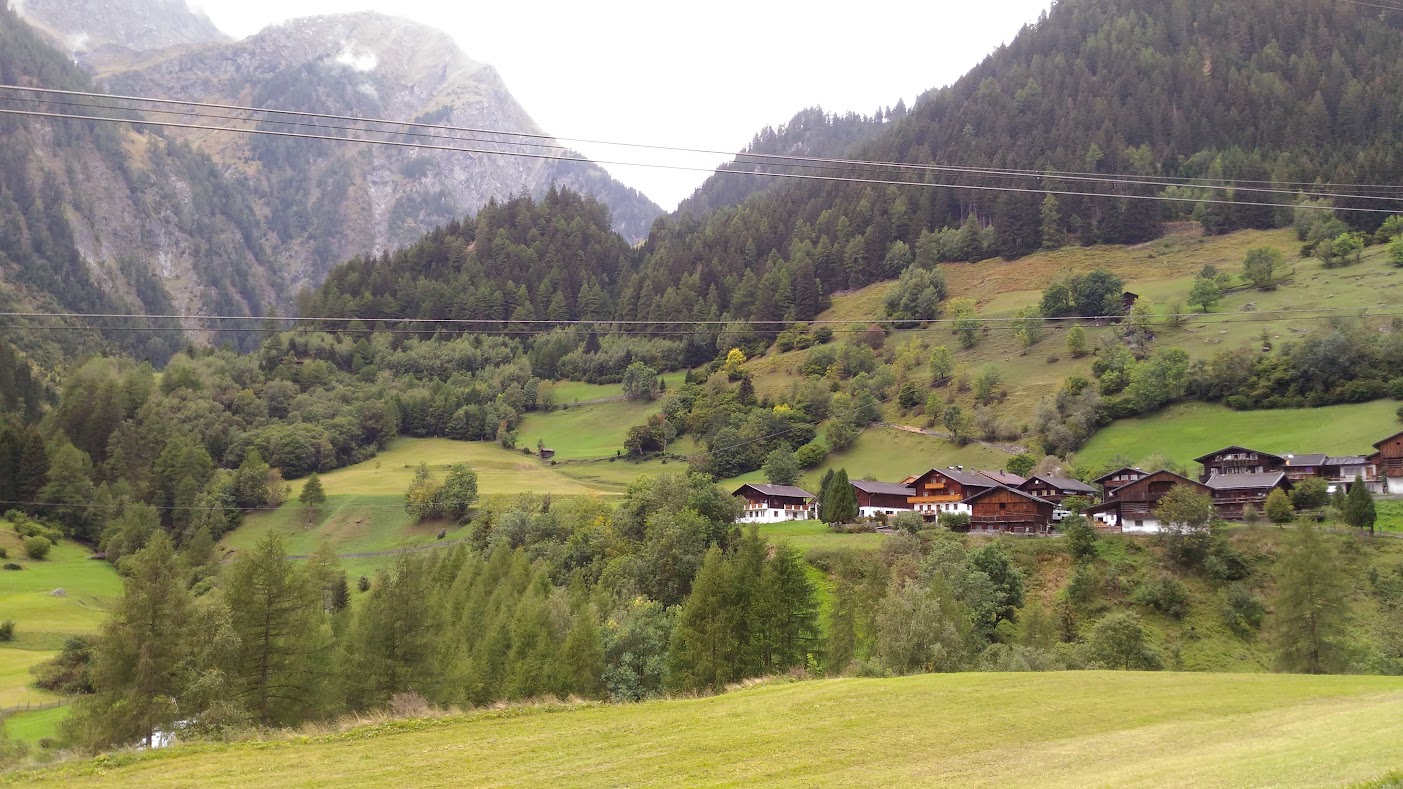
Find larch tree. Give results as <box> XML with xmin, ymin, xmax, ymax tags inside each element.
<box><xmin>1271</xmin><ymin>522</ymin><xmax>1353</xmax><ymax>674</ymax></box>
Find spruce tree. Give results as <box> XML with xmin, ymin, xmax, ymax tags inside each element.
<box><xmin>668</xmin><ymin>546</ymin><xmax>743</xmax><ymax>692</ymax></box>
<box><xmin>827</xmin><ymin>469</ymin><xmax>858</xmax><ymax>524</ymax></box>
<box><xmin>1271</xmin><ymin>522</ymin><xmax>1353</xmax><ymax>674</ymax></box>
<box><xmin>816</xmin><ymin>468</ymin><xmax>836</xmax><ymax>523</ymax></box>
<box><xmin>344</xmin><ymin>554</ymin><xmax>437</xmax><ymax>709</ymax></box>
<box><xmin>1342</xmin><ymin>477</ymin><xmax>1376</xmax><ymax>536</ymax></box>
<box><xmin>299</xmin><ymin>473</ymin><xmax>326</xmax><ymax>512</ymax></box>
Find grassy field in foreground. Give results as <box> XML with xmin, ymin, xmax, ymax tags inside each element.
<box><xmin>1074</xmin><ymin>400</ymin><xmax>1401</xmax><ymax>471</ymax></box>
<box><xmin>13</xmin><ymin>672</ymin><xmax>1403</xmax><ymax>788</ymax></box>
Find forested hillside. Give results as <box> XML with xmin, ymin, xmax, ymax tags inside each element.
<box><xmin>0</xmin><ymin>6</ymin><xmax>275</xmax><ymax>364</ymax></box>
<box><xmin>676</xmin><ymin>105</ymin><xmax>894</xmax><ymax>219</ymax></box>
<box><xmin>629</xmin><ymin>0</ymin><xmax>1403</xmax><ymax>327</ymax></box>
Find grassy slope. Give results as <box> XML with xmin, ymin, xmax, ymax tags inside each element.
<box><xmin>753</xmin><ymin>227</ymin><xmax>1400</xmax><ymax>465</ymax></box>
<box><xmin>0</xmin><ymin>526</ymin><xmax>120</xmax><ymax>739</ymax></box>
<box><xmin>14</xmin><ymin>672</ymin><xmax>1403</xmax><ymax>788</ymax></box>
<box><xmin>516</xmin><ymin>397</ymin><xmax>664</xmax><ymax>459</ymax></box>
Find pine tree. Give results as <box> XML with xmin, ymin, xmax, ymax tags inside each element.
<box><xmin>667</xmin><ymin>546</ymin><xmax>743</xmax><ymax>692</ymax></box>
<box><xmin>816</xmin><ymin>469</ymin><xmax>836</xmax><ymax>523</ymax></box>
<box><xmin>39</xmin><ymin>441</ymin><xmax>96</xmax><ymax>542</ymax></box>
<box><xmin>825</xmin><ymin>568</ymin><xmax>858</xmax><ymax>675</ymax></box>
<box><xmin>299</xmin><ymin>473</ymin><xmax>326</xmax><ymax>511</ymax></box>
<box><xmin>826</xmin><ymin>469</ymin><xmax>858</xmax><ymax>524</ymax></box>
<box><xmin>557</xmin><ymin>609</ymin><xmax>605</xmax><ymax>699</ymax></box>
<box><xmin>224</xmin><ymin>532</ymin><xmax>328</xmax><ymax>726</ymax></box>
<box><xmin>344</xmin><ymin>554</ymin><xmax>437</xmax><ymax>709</ymax></box>
<box><xmin>1040</xmin><ymin>194</ymin><xmax>1066</xmax><ymax>249</ymax></box>
<box><xmin>1271</xmin><ymin>523</ymin><xmax>1353</xmax><ymax>674</ymax></box>
<box><xmin>755</xmin><ymin>543</ymin><xmax>820</xmax><ymax>671</ymax></box>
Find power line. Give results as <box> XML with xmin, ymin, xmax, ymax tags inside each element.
<box><xmin>4</xmin><ymin>86</ymin><xmax>1403</xmax><ymax>205</ymax></box>
<box><xmin>2</xmin><ymin>104</ymin><xmax>1400</xmax><ymax>215</ymax></box>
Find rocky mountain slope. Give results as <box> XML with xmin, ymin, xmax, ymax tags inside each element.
<box><xmin>4</xmin><ymin>3</ymin><xmax>660</xmax><ymax>330</ymax></box>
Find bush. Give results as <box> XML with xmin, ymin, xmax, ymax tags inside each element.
<box><xmin>937</xmin><ymin>511</ymin><xmax>971</xmax><ymax>531</ymax></box>
<box><xmin>357</xmin><ymin>575</ymin><xmax>371</xmax><ymax>592</ymax></box>
<box><xmin>892</xmin><ymin>511</ymin><xmax>925</xmax><ymax>535</ymax></box>
<box><xmin>1132</xmin><ymin>575</ymin><xmax>1190</xmax><ymax>619</ymax></box>
<box><xmin>0</xmin><ymin>547</ymin><xmax>6</xmax><ymax>560</ymax></box>
<box><xmin>793</xmin><ymin>443</ymin><xmax>827</xmax><ymax>469</ymax></box>
<box><xmin>0</xmin><ymin>620</ymin><xmax>13</xmax><ymax>641</ymax></box>
<box><xmin>2</xmin><ymin>563</ymin><xmax>20</xmax><ymax>571</ymax></box>
<box><xmin>23</xmin><ymin>536</ymin><xmax>51</xmax><ymax>560</ymax></box>
<box><xmin>1221</xmin><ymin>582</ymin><xmax>1265</xmax><ymax>637</ymax></box>
<box><xmin>1064</xmin><ymin>516</ymin><xmax>1098</xmax><ymax>562</ymax></box>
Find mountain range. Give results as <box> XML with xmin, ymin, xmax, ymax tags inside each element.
<box><xmin>0</xmin><ymin>0</ymin><xmax>662</xmax><ymax>364</ymax></box>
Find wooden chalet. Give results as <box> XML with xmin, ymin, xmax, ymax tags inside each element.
<box><xmin>1204</xmin><ymin>472</ymin><xmax>1292</xmax><ymax>519</ymax></box>
<box><xmin>1195</xmin><ymin>446</ymin><xmax>1287</xmax><ymax>482</ymax></box>
<box><xmin>964</xmin><ymin>486</ymin><xmax>1056</xmax><ymax>534</ymax></box>
<box><xmin>979</xmin><ymin>471</ymin><xmax>1027</xmax><ymax>487</ymax></box>
<box><xmin>1283</xmin><ymin>453</ymin><xmax>1327</xmax><ymax>482</ymax></box>
<box><xmin>1323</xmin><ymin>455</ymin><xmax>1376</xmax><ymax>487</ymax></box>
<box><xmin>906</xmin><ymin>468</ymin><xmax>994</xmax><ymax>516</ymax></box>
<box><xmin>1092</xmin><ymin>467</ymin><xmax>1147</xmax><ymax>499</ymax></box>
<box><xmin>1084</xmin><ymin>470</ymin><xmax>1211</xmax><ymax>533</ymax></box>
<box><xmin>1369</xmin><ymin>430</ymin><xmax>1403</xmax><ymax>489</ymax></box>
<box><xmin>733</xmin><ymin>483</ymin><xmax>816</xmax><ymax>524</ymax></box>
<box><xmin>1017</xmin><ymin>474</ymin><xmax>1098</xmax><ymax>505</ymax></box>
<box><xmin>851</xmin><ymin>480</ymin><xmax>915</xmax><ymax>518</ymax></box>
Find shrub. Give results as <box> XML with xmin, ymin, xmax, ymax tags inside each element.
<box><xmin>892</xmin><ymin>511</ymin><xmax>925</xmax><ymax>535</ymax></box>
<box><xmin>793</xmin><ymin>443</ymin><xmax>827</xmax><ymax>469</ymax></box>
<box><xmin>2</xmin><ymin>563</ymin><xmax>20</xmax><ymax>571</ymax></box>
<box><xmin>1292</xmin><ymin>477</ymin><xmax>1330</xmax><ymax>510</ymax></box>
<box><xmin>0</xmin><ymin>547</ymin><xmax>6</xmax><ymax>560</ymax></box>
<box><xmin>357</xmin><ymin>575</ymin><xmax>371</xmax><ymax>592</ymax></box>
<box><xmin>0</xmin><ymin>620</ymin><xmax>13</xmax><ymax>641</ymax></box>
<box><xmin>1085</xmin><ymin>611</ymin><xmax>1162</xmax><ymax>670</ymax></box>
<box><xmin>1064</xmin><ymin>517</ymin><xmax>1098</xmax><ymax>562</ymax></box>
<box><xmin>1221</xmin><ymin>582</ymin><xmax>1265</xmax><ymax>637</ymax></box>
<box><xmin>23</xmin><ymin>536</ymin><xmax>51</xmax><ymax>560</ymax></box>
<box><xmin>1133</xmin><ymin>575</ymin><xmax>1190</xmax><ymax>619</ymax></box>
<box><xmin>937</xmin><ymin>511</ymin><xmax>970</xmax><ymax>531</ymax></box>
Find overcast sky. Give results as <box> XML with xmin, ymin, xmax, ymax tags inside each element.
<box><xmin>187</xmin><ymin>0</ymin><xmax>1053</xmax><ymax>209</ymax></box>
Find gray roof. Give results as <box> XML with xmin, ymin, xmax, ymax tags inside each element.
<box><xmin>1205</xmin><ymin>472</ymin><xmax>1288</xmax><ymax>491</ymax></box>
<box><xmin>1024</xmin><ymin>475</ymin><xmax>1098</xmax><ymax>494</ymax></box>
<box><xmin>735</xmin><ymin>483</ymin><xmax>814</xmax><ymax>499</ymax></box>
<box><xmin>979</xmin><ymin>471</ymin><xmax>1026</xmax><ymax>486</ymax></box>
<box><xmin>942</xmin><ymin>469</ymin><xmax>997</xmax><ymax>488</ymax></box>
<box><xmin>963</xmin><ymin>484</ymin><xmax>1051</xmax><ymax>506</ymax></box>
<box><xmin>851</xmin><ymin>480</ymin><xmax>916</xmax><ymax>496</ymax></box>
<box><xmin>1285</xmin><ymin>453</ymin><xmax>1328</xmax><ymax>467</ymax></box>
<box><xmin>1325</xmin><ymin>456</ymin><xmax>1369</xmax><ymax>466</ymax></box>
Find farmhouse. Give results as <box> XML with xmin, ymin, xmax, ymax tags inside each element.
<box><xmin>1204</xmin><ymin>471</ymin><xmax>1292</xmax><ymax>520</ymax></box>
<box><xmin>851</xmin><ymin>480</ymin><xmax>916</xmax><ymax>518</ymax></box>
<box><xmin>906</xmin><ymin>467</ymin><xmax>994</xmax><ymax>516</ymax></box>
<box><xmin>1195</xmin><ymin>446</ymin><xmax>1286</xmax><ymax>481</ymax></box>
<box><xmin>1369</xmin><ymin>429</ymin><xmax>1403</xmax><ymax>493</ymax></box>
<box><xmin>1092</xmin><ymin>467</ymin><xmax>1147</xmax><ymax>499</ymax></box>
<box><xmin>1283</xmin><ymin>453</ymin><xmax>1327</xmax><ymax>482</ymax></box>
<box><xmin>1323</xmin><ymin>455</ymin><xmax>1377</xmax><ymax>491</ymax></box>
<box><xmin>1018</xmin><ymin>474</ymin><xmax>1098</xmax><ymax>504</ymax></box>
<box><xmin>1084</xmin><ymin>470</ymin><xmax>1211</xmax><ymax>533</ymax></box>
<box><xmin>965</xmin><ymin>485</ymin><xmax>1056</xmax><ymax>534</ymax></box>
<box><xmin>733</xmin><ymin>483</ymin><xmax>816</xmax><ymax>524</ymax></box>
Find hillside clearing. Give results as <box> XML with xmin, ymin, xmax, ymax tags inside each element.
<box><xmin>13</xmin><ymin>672</ymin><xmax>1403</xmax><ymax>788</ymax></box>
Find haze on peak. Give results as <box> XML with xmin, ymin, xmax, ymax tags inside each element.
<box><xmin>185</xmin><ymin>0</ymin><xmax>1052</xmax><ymax>210</ymax></box>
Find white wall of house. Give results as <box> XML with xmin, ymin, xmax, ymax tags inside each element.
<box><xmin>914</xmin><ymin>502</ymin><xmax>971</xmax><ymax>516</ymax></box>
<box><xmin>859</xmin><ymin>506</ymin><xmax>912</xmax><ymax>519</ymax></box>
<box><xmin>737</xmin><ymin>507</ymin><xmax>815</xmax><ymax>524</ymax></box>
<box><xmin>1121</xmin><ymin>517</ymin><xmax>1163</xmax><ymax>534</ymax></box>
<box><xmin>1386</xmin><ymin>477</ymin><xmax>1403</xmax><ymax>495</ymax></box>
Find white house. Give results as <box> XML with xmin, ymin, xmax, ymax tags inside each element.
<box><xmin>733</xmin><ymin>483</ymin><xmax>817</xmax><ymax>524</ymax></box>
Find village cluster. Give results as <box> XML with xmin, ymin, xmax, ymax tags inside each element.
<box><xmin>734</xmin><ymin>429</ymin><xmax>1403</xmax><ymax>534</ymax></box>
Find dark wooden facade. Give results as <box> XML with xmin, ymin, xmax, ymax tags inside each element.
<box><xmin>1017</xmin><ymin>474</ymin><xmax>1098</xmax><ymax>504</ymax></box>
<box><xmin>965</xmin><ymin>486</ymin><xmax>1056</xmax><ymax>534</ymax></box>
<box><xmin>906</xmin><ymin>468</ymin><xmax>993</xmax><ymax>513</ymax></box>
<box><xmin>1370</xmin><ymin>430</ymin><xmax>1403</xmax><ymax>479</ymax></box>
<box><xmin>1093</xmin><ymin>467</ymin><xmax>1148</xmax><ymax>499</ymax></box>
<box><xmin>1204</xmin><ymin>472</ymin><xmax>1292</xmax><ymax>519</ymax></box>
<box><xmin>1283</xmin><ymin>453</ymin><xmax>1326</xmax><ymax>482</ymax></box>
<box><xmin>1084</xmin><ymin>470</ymin><xmax>1211</xmax><ymax>532</ymax></box>
<box><xmin>1195</xmin><ymin>446</ymin><xmax>1286</xmax><ymax>482</ymax></box>
<box><xmin>852</xmin><ymin>481</ymin><xmax>915</xmax><ymax>513</ymax></box>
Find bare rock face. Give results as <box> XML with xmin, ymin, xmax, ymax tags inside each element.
<box><xmin>13</xmin><ymin>0</ymin><xmax>227</xmax><ymax>61</ymax></box>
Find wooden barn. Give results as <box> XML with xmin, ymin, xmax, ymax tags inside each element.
<box><xmin>964</xmin><ymin>486</ymin><xmax>1056</xmax><ymax>534</ymax></box>
<box><xmin>851</xmin><ymin>480</ymin><xmax>916</xmax><ymax>519</ymax></box>
<box><xmin>1084</xmin><ymin>470</ymin><xmax>1212</xmax><ymax>533</ymax></box>
<box><xmin>1018</xmin><ymin>474</ymin><xmax>1099</xmax><ymax>504</ymax></box>
<box><xmin>1092</xmin><ymin>467</ymin><xmax>1147</xmax><ymax>500</ymax></box>
<box><xmin>906</xmin><ymin>468</ymin><xmax>995</xmax><ymax>517</ymax></box>
<box><xmin>1204</xmin><ymin>471</ymin><xmax>1292</xmax><ymax>520</ymax></box>
<box><xmin>1195</xmin><ymin>446</ymin><xmax>1286</xmax><ymax>482</ymax></box>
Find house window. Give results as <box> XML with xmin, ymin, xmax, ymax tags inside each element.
<box><xmin>1134</xmin><ymin>520</ymin><xmax>1144</xmax><ymax>527</ymax></box>
<box><xmin>998</xmin><ymin>502</ymin><xmax>1007</xmax><ymax>510</ymax></box>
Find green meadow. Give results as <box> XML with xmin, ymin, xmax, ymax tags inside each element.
<box><xmin>12</xmin><ymin>672</ymin><xmax>1403</xmax><ymax>788</ymax></box>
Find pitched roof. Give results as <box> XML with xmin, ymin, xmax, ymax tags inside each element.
<box><xmin>1193</xmin><ymin>445</ymin><xmax>1284</xmax><ymax>463</ymax></box>
<box><xmin>734</xmin><ymin>483</ymin><xmax>815</xmax><ymax>499</ymax></box>
<box><xmin>1105</xmin><ymin>469</ymin><xmax>1211</xmax><ymax>497</ymax></box>
<box><xmin>962</xmin><ymin>484</ymin><xmax>1052</xmax><ymax>506</ymax></box>
<box><xmin>979</xmin><ymin>471</ymin><xmax>1026</xmax><ymax>486</ymax></box>
<box><xmin>1022</xmin><ymin>474</ymin><xmax>1098</xmax><ymax>494</ymax></box>
<box><xmin>1325</xmin><ymin>455</ymin><xmax>1369</xmax><ymax>466</ymax></box>
<box><xmin>851</xmin><ymin>480</ymin><xmax>916</xmax><ymax>496</ymax></box>
<box><xmin>1092</xmin><ymin>467</ymin><xmax>1147</xmax><ymax>484</ymax></box>
<box><xmin>1204</xmin><ymin>472</ymin><xmax>1288</xmax><ymax>491</ymax></box>
<box><xmin>910</xmin><ymin>468</ymin><xmax>995</xmax><ymax>489</ymax></box>
<box><xmin>1285</xmin><ymin>453</ymin><xmax>1328</xmax><ymax>467</ymax></box>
